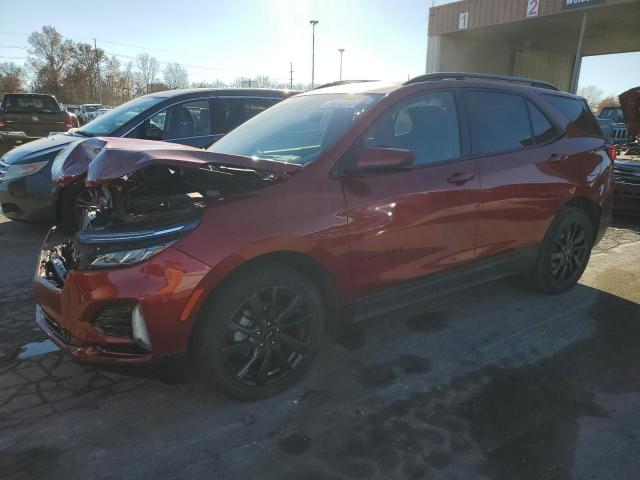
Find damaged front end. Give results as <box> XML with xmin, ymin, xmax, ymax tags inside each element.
<box><xmin>42</xmin><ymin>137</ymin><xmax>300</xmax><ymax>283</ymax></box>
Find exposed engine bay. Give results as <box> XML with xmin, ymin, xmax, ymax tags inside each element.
<box><xmin>39</xmin><ymin>137</ymin><xmax>301</xmax><ymax>286</ymax></box>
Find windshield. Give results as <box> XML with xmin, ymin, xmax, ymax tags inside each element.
<box><xmin>80</xmin><ymin>96</ymin><xmax>164</xmax><ymax>136</ymax></box>
<box><xmin>599</xmin><ymin>107</ymin><xmax>624</xmax><ymax>123</ymax></box>
<box><xmin>208</xmin><ymin>93</ymin><xmax>383</xmax><ymax>164</ymax></box>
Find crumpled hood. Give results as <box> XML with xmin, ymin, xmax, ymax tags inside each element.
<box><xmin>619</xmin><ymin>87</ymin><xmax>640</xmax><ymax>138</ymax></box>
<box><xmin>51</xmin><ymin>137</ymin><xmax>302</xmax><ymax>187</ymax></box>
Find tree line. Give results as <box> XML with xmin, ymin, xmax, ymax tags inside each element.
<box><xmin>0</xmin><ymin>26</ymin><xmax>308</xmax><ymax>106</ymax></box>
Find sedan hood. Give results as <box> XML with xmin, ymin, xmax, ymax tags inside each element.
<box><xmin>1</xmin><ymin>133</ymin><xmax>80</xmax><ymax>165</ymax></box>
<box><xmin>51</xmin><ymin>137</ymin><xmax>302</xmax><ymax>187</ymax></box>
<box><xmin>619</xmin><ymin>87</ymin><xmax>640</xmax><ymax>138</ymax></box>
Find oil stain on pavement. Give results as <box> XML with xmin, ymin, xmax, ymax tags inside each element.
<box><xmin>274</xmin><ymin>291</ymin><xmax>640</xmax><ymax>480</ymax></box>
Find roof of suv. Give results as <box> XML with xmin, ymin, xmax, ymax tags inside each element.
<box><xmin>149</xmin><ymin>88</ymin><xmax>301</xmax><ymax>99</ymax></box>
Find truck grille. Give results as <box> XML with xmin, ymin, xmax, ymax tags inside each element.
<box><xmin>611</xmin><ymin>127</ymin><xmax>628</xmax><ymax>141</ymax></box>
<box><xmin>0</xmin><ymin>160</ymin><xmax>7</xmax><ymax>181</ymax></box>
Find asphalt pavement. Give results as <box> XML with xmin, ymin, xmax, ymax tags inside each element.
<box><xmin>1</xmin><ymin>213</ymin><xmax>640</xmax><ymax>480</ymax></box>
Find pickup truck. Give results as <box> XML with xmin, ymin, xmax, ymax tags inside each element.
<box><xmin>0</xmin><ymin>93</ymin><xmax>77</xmax><ymax>155</ymax></box>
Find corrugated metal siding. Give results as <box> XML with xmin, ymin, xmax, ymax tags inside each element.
<box><xmin>513</xmin><ymin>49</ymin><xmax>574</xmax><ymax>91</ymax></box>
<box><xmin>429</xmin><ymin>0</ymin><xmax>634</xmax><ymax>35</ymax></box>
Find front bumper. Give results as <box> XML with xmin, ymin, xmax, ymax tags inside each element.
<box><xmin>0</xmin><ymin>170</ymin><xmax>58</xmax><ymax>222</ymax></box>
<box><xmin>33</xmin><ymin>229</ymin><xmax>212</xmax><ymax>364</ymax></box>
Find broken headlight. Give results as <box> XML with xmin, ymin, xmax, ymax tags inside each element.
<box><xmin>74</xmin><ymin>216</ymin><xmax>200</xmax><ymax>270</ymax></box>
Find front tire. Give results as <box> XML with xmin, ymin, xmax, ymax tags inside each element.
<box><xmin>531</xmin><ymin>207</ymin><xmax>594</xmax><ymax>294</ymax></box>
<box><xmin>196</xmin><ymin>263</ymin><xmax>325</xmax><ymax>400</ymax></box>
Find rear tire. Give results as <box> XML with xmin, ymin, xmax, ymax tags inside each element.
<box><xmin>196</xmin><ymin>263</ymin><xmax>325</xmax><ymax>400</ymax></box>
<box><xmin>530</xmin><ymin>207</ymin><xmax>594</xmax><ymax>294</ymax></box>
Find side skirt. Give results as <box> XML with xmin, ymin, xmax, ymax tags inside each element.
<box><xmin>351</xmin><ymin>247</ymin><xmax>537</xmax><ymax>323</ymax></box>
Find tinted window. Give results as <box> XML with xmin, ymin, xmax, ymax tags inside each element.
<box><xmin>528</xmin><ymin>101</ymin><xmax>559</xmax><ymax>144</ymax></box>
<box><xmin>365</xmin><ymin>91</ymin><xmax>460</xmax><ymax>166</ymax></box>
<box><xmin>2</xmin><ymin>95</ymin><xmax>59</xmax><ymax>112</ymax></box>
<box><xmin>128</xmin><ymin>99</ymin><xmax>211</xmax><ymax>141</ymax></box>
<box><xmin>467</xmin><ymin>91</ymin><xmax>533</xmax><ymax>155</ymax></box>
<box><xmin>213</xmin><ymin>97</ymin><xmax>280</xmax><ymax>134</ymax></box>
<box><xmin>543</xmin><ymin>94</ymin><xmax>602</xmax><ymax>137</ymax></box>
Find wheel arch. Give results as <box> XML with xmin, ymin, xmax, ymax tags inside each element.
<box><xmin>564</xmin><ymin>196</ymin><xmax>601</xmax><ymax>241</ymax></box>
<box><xmin>187</xmin><ymin>250</ymin><xmax>341</xmax><ymax>354</ymax></box>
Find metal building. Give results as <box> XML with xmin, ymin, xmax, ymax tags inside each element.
<box><xmin>426</xmin><ymin>0</ymin><xmax>640</xmax><ymax>92</ymax></box>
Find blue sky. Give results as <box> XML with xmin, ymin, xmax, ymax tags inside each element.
<box><xmin>0</xmin><ymin>0</ymin><xmax>638</xmax><ymax>95</ymax></box>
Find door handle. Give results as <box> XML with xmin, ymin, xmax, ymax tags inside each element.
<box><xmin>447</xmin><ymin>172</ymin><xmax>475</xmax><ymax>186</ymax></box>
<box><xmin>548</xmin><ymin>153</ymin><xmax>568</xmax><ymax>163</ymax></box>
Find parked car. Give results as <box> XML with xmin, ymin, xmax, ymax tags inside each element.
<box><xmin>33</xmin><ymin>74</ymin><xmax>613</xmax><ymax>400</ymax></box>
<box><xmin>95</xmin><ymin>107</ymin><xmax>111</xmax><ymax>117</ymax></box>
<box><xmin>0</xmin><ymin>88</ymin><xmax>298</xmax><ymax>229</ymax></box>
<box><xmin>611</xmin><ymin>87</ymin><xmax>640</xmax><ymax>213</ymax></box>
<box><xmin>0</xmin><ymin>93</ymin><xmax>76</xmax><ymax>138</ymax></box>
<box><xmin>78</xmin><ymin>104</ymin><xmax>103</xmax><ymax>124</ymax></box>
<box><xmin>598</xmin><ymin>106</ymin><xmax>629</xmax><ymax>146</ymax></box>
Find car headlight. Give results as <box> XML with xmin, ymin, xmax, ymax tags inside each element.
<box><xmin>89</xmin><ymin>241</ymin><xmax>175</xmax><ymax>269</ymax></box>
<box><xmin>2</xmin><ymin>161</ymin><xmax>49</xmax><ymax>182</ymax></box>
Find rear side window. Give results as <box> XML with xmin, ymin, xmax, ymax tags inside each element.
<box><xmin>466</xmin><ymin>91</ymin><xmax>534</xmax><ymax>155</ymax></box>
<box><xmin>213</xmin><ymin>97</ymin><xmax>280</xmax><ymax>134</ymax></box>
<box><xmin>528</xmin><ymin>101</ymin><xmax>559</xmax><ymax>144</ymax></box>
<box><xmin>542</xmin><ymin>94</ymin><xmax>603</xmax><ymax>137</ymax></box>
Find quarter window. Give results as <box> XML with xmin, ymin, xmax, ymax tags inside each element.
<box><xmin>365</xmin><ymin>91</ymin><xmax>461</xmax><ymax>166</ymax></box>
<box><xmin>466</xmin><ymin>91</ymin><xmax>534</xmax><ymax>155</ymax></box>
<box><xmin>542</xmin><ymin>94</ymin><xmax>602</xmax><ymax>137</ymax></box>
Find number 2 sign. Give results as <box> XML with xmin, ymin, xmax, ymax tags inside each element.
<box><xmin>527</xmin><ymin>0</ymin><xmax>540</xmax><ymax>17</ymax></box>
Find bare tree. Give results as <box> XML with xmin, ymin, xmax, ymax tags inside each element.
<box><xmin>27</xmin><ymin>26</ymin><xmax>73</xmax><ymax>97</ymax></box>
<box><xmin>136</xmin><ymin>53</ymin><xmax>159</xmax><ymax>94</ymax></box>
<box><xmin>578</xmin><ymin>85</ymin><xmax>604</xmax><ymax>111</ymax></box>
<box><xmin>0</xmin><ymin>62</ymin><xmax>27</xmax><ymax>93</ymax></box>
<box><xmin>163</xmin><ymin>63</ymin><xmax>189</xmax><ymax>90</ymax></box>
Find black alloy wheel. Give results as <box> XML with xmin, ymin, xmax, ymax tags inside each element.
<box><xmin>550</xmin><ymin>220</ymin><xmax>589</xmax><ymax>283</ymax></box>
<box><xmin>196</xmin><ymin>263</ymin><xmax>324</xmax><ymax>400</ymax></box>
<box><xmin>531</xmin><ymin>206</ymin><xmax>594</xmax><ymax>294</ymax></box>
<box><xmin>222</xmin><ymin>287</ymin><xmax>312</xmax><ymax>387</ymax></box>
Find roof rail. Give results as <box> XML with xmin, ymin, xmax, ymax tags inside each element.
<box><xmin>404</xmin><ymin>72</ymin><xmax>558</xmax><ymax>91</ymax></box>
<box><xmin>313</xmin><ymin>80</ymin><xmax>378</xmax><ymax>90</ymax></box>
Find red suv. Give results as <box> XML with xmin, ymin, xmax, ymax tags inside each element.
<box><xmin>34</xmin><ymin>74</ymin><xmax>613</xmax><ymax>399</ymax></box>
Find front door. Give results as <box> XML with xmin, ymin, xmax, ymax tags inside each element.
<box><xmin>341</xmin><ymin>90</ymin><xmax>480</xmax><ymax>299</ymax></box>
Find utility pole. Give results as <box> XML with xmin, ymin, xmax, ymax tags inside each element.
<box><xmin>309</xmin><ymin>20</ymin><xmax>318</xmax><ymax>88</ymax></box>
<box><xmin>94</xmin><ymin>38</ymin><xmax>102</xmax><ymax>104</ymax></box>
<box><xmin>289</xmin><ymin>62</ymin><xmax>294</xmax><ymax>89</ymax></box>
<box><xmin>338</xmin><ymin>48</ymin><xmax>345</xmax><ymax>81</ymax></box>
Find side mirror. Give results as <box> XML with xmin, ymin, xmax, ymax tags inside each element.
<box><xmin>346</xmin><ymin>147</ymin><xmax>414</xmax><ymax>174</ymax></box>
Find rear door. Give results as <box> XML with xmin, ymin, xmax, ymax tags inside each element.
<box><xmin>342</xmin><ymin>89</ymin><xmax>480</xmax><ymax>298</ymax></box>
<box><xmin>464</xmin><ymin>89</ymin><xmax>573</xmax><ymax>259</ymax></box>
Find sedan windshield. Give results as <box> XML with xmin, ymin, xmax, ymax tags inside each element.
<box><xmin>80</xmin><ymin>96</ymin><xmax>164</xmax><ymax>136</ymax></box>
<box><xmin>208</xmin><ymin>93</ymin><xmax>383</xmax><ymax>164</ymax></box>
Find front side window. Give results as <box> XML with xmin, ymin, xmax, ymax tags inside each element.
<box><xmin>467</xmin><ymin>91</ymin><xmax>534</xmax><ymax>155</ymax></box>
<box><xmin>128</xmin><ymin>99</ymin><xmax>211</xmax><ymax>141</ymax></box>
<box><xmin>81</xmin><ymin>96</ymin><xmax>164</xmax><ymax>136</ymax></box>
<box><xmin>364</xmin><ymin>90</ymin><xmax>461</xmax><ymax>166</ymax></box>
<box><xmin>213</xmin><ymin>97</ymin><xmax>280</xmax><ymax>134</ymax></box>
<box><xmin>208</xmin><ymin>93</ymin><xmax>382</xmax><ymax>164</ymax></box>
